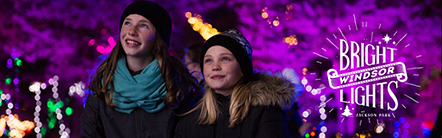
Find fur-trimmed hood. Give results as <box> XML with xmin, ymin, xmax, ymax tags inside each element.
<box><xmin>247</xmin><ymin>72</ymin><xmax>297</xmax><ymax>110</ymax></box>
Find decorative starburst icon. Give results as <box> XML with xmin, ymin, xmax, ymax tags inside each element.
<box><xmin>382</xmin><ymin>34</ymin><xmax>392</xmax><ymax>44</ymax></box>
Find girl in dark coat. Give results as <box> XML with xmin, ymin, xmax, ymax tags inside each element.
<box><xmin>174</xmin><ymin>29</ymin><xmax>297</xmax><ymax>138</ymax></box>
<box><xmin>80</xmin><ymin>1</ymin><xmax>202</xmax><ymax>137</ymax></box>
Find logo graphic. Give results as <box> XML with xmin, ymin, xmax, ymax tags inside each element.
<box><xmin>322</xmin><ymin>15</ymin><xmax>418</xmax><ymax>121</ymax></box>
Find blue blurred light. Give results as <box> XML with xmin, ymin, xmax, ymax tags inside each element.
<box><xmin>394</xmin><ymin>121</ymin><xmax>400</xmax><ymax>128</ymax></box>
<box><xmin>317</xmin><ymin>121</ymin><xmax>326</xmax><ymax>129</ymax></box>
<box><xmin>82</xmin><ymin>97</ymin><xmax>87</xmax><ymax>104</ymax></box>
<box><xmin>422</xmin><ymin>127</ymin><xmax>431</xmax><ymax>137</ymax></box>
<box><xmin>399</xmin><ymin>117</ymin><xmax>405</xmax><ymax>123</ymax></box>
<box><xmin>393</xmin><ymin>132</ymin><xmax>399</xmax><ymax>138</ymax></box>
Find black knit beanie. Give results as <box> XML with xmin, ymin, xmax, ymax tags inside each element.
<box><xmin>200</xmin><ymin>29</ymin><xmax>253</xmax><ymax>83</ymax></box>
<box><xmin>120</xmin><ymin>1</ymin><xmax>172</xmax><ymax>47</ymax></box>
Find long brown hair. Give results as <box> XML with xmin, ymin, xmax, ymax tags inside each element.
<box><xmin>89</xmin><ymin>31</ymin><xmax>203</xmax><ymax>108</ymax></box>
<box><xmin>183</xmin><ymin>78</ymin><xmax>252</xmax><ymax>127</ymax></box>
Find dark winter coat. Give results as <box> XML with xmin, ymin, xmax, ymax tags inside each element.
<box><xmin>174</xmin><ymin>73</ymin><xmax>297</xmax><ymax>138</ymax></box>
<box><xmin>80</xmin><ymin>93</ymin><xmax>197</xmax><ymax>138</ymax></box>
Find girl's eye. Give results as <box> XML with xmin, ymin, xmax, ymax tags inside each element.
<box><xmin>140</xmin><ymin>24</ymin><xmax>148</xmax><ymax>28</ymax></box>
<box><xmin>204</xmin><ymin>59</ymin><xmax>212</xmax><ymax>63</ymax></box>
<box><xmin>124</xmin><ymin>21</ymin><xmax>131</xmax><ymax>25</ymax></box>
<box><xmin>222</xmin><ymin>57</ymin><xmax>231</xmax><ymax>61</ymax></box>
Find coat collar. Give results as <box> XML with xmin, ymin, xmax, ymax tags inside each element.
<box><xmin>247</xmin><ymin>72</ymin><xmax>297</xmax><ymax>110</ymax></box>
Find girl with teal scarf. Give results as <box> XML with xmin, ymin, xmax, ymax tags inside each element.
<box><xmin>80</xmin><ymin>1</ymin><xmax>202</xmax><ymax>138</ymax></box>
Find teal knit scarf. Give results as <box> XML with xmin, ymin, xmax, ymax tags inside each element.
<box><xmin>112</xmin><ymin>56</ymin><xmax>167</xmax><ymax>114</ymax></box>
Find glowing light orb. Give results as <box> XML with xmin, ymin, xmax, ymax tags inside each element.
<box><xmin>320</xmin><ymin>95</ymin><xmax>326</xmax><ymax>102</ymax></box>
<box><xmin>66</xmin><ymin>107</ymin><xmax>73</xmax><ymax>116</ymax></box>
<box><xmin>319</xmin><ymin>108</ymin><xmax>325</xmax><ymax>114</ymax></box>
<box><xmin>108</xmin><ymin>36</ymin><xmax>116</xmax><ymax>47</ymax></box>
<box><xmin>261</xmin><ymin>7</ymin><xmax>269</xmax><ymax>19</ymax></box>
<box><xmin>69</xmin><ymin>81</ymin><xmax>86</xmax><ymax>97</ymax></box>
<box><xmin>283</xmin><ymin>34</ymin><xmax>298</xmax><ymax>46</ymax></box>
<box><xmin>14</xmin><ymin>58</ymin><xmax>22</xmax><ymax>67</ymax></box>
<box><xmin>399</xmin><ymin>117</ymin><xmax>405</xmax><ymax>123</ymax></box>
<box><xmin>320</xmin><ymin>114</ymin><xmax>327</xmax><ymax>120</ymax></box>
<box><xmin>393</xmin><ymin>132</ymin><xmax>399</xmax><ymax>138</ymax></box>
<box><xmin>185</xmin><ymin>12</ymin><xmax>192</xmax><ymax>18</ymax></box>
<box><xmin>302</xmin><ymin>68</ymin><xmax>308</xmax><ymax>75</ymax></box>
<box><xmin>7</xmin><ymin>59</ymin><xmax>13</xmax><ymax>68</ymax></box>
<box><xmin>41</xmin><ymin>83</ymin><xmax>47</xmax><ymax>90</ymax></box>
<box><xmin>375</xmin><ymin>125</ymin><xmax>384</xmax><ymax>133</ymax></box>
<box><xmin>29</xmin><ymin>82</ymin><xmax>41</xmax><ymax>93</ymax></box>
<box><xmin>88</xmin><ymin>39</ymin><xmax>95</xmax><ymax>46</ymax></box>
<box><xmin>306</xmin><ymin>85</ymin><xmax>312</xmax><ymax>92</ymax></box>
<box><xmin>261</xmin><ymin>12</ymin><xmax>268</xmax><ymax>19</ymax></box>
<box><xmin>311</xmin><ymin>89</ymin><xmax>318</xmax><ymax>95</ymax></box>
<box><xmin>301</xmin><ymin>78</ymin><xmax>307</xmax><ymax>85</ymax></box>
<box><xmin>5</xmin><ymin>78</ymin><xmax>12</xmax><ymax>85</ymax></box>
<box><xmin>302</xmin><ymin>111</ymin><xmax>309</xmax><ymax>118</ymax></box>
<box><xmin>321</xmin><ymin>126</ymin><xmax>327</xmax><ymax>132</ymax></box>
<box><xmin>404</xmin><ymin>122</ymin><xmax>409</xmax><ymax>128</ymax></box>
<box><xmin>272</xmin><ymin>20</ymin><xmax>280</xmax><ymax>26</ymax></box>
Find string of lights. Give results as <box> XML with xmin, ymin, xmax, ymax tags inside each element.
<box><xmin>185</xmin><ymin>12</ymin><xmax>220</xmax><ymax>40</ymax></box>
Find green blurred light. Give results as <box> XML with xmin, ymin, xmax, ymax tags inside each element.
<box><xmin>305</xmin><ymin>133</ymin><xmax>309</xmax><ymax>138</ymax></box>
<box><xmin>48</xmin><ymin>117</ymin><xmax>56</xmax><ymax>129</ymax></box>
<box><xmin>0</xmin><ymin>89</ymin><xmax>3</xmax><ymax>95</ymax></box>
<box><xmin>48</xmin><ymin>112</ymin><xmax>54</xmax><ymax>117</ymax></box>
<box><xmin>66</xmin><ymin>107</ymin><xmax>73</xmax><ymax>116</ymax></box>
<box><xmin>5</xmin><ymin>78</ymin><xmax>12</xmax><ymax>85</ymax></box>
<box><xmin>14</xmin><ymin>58</ymin><xmax>22</xmax><ymax>67</ymax></box>
<box><xmin>55</xmin><ymin>101</ymin><xmax>64</xmax><ymax>109</ymax></box>
<box><xmin>47</xmin><ymin>99</ymin><xmax>56</xmax><ymax>112</ymax></box>
<box><xmin>5</xmin><ymin>129</ymin><xmax>10</xmax><ymax>136</ymax></box>
<box><xmin>41</xmin><ymin>127</ymin><xmax>47</xmax><ymax>136</ymax></box>
<box><xmin>0</xmin><ymin>100</ymin><xmax>2</xmax><ymax>107</ymax></box>
<box><xmin>48</xmin><ymin>122</ymin><xmax>55</xmax><ymax>129</ymax></box>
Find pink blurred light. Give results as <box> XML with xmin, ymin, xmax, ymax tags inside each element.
<box><xmin>398</xmin><ymin>57</ymin><xmax>406</xmax><ymax>63</ymax></box>
<box><xmin>88</xmin><ymin>39</ymin><xmax>95</xmax><ymax>46</ymax></box>
<box><xmin>11</xmin><ymin>53</ymin><xmax>19</xmax><ymax>59</ymax></box>
<box><xmin>96</xmin><ymin>45</ymin><xmax>113</xmax><ymax>54</ymax></box>
<box><xmin>108</xmin><ymin>36</ymin><xmax>116</xmax><ymax>47</ymax></box>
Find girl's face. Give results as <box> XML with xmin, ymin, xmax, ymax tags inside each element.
<box><xmin>120</xmin><ymin>14</ymin><xmax>156</xmax><ymax>58</ymax></box>
<box><xmin>203</xmin><ymin>46</ymin><xmax>243</xmax><ymax>94</ymax></box>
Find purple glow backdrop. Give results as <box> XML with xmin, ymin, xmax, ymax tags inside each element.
<box><xmin>0</xmin><ymin>0</ymin><xmax>440</xmax><ymax>137</ymax></box>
